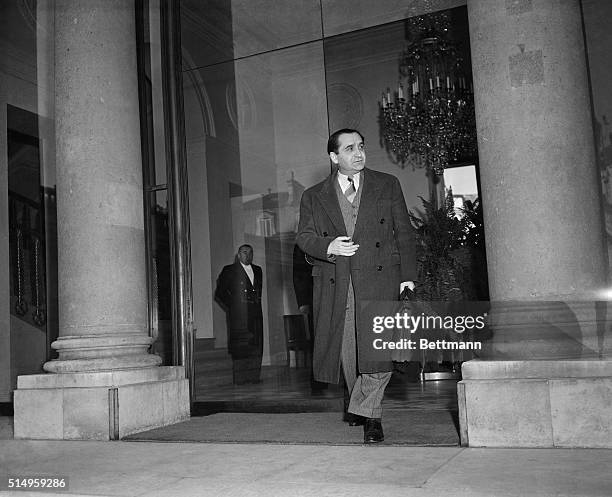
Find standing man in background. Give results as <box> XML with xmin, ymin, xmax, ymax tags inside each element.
<box><xmin>215</xmin><ymin>244</ymin><xmax>263</xmax><ymax>385</ymax></box>
<box><xmin>297</xmin><ymin>129</ymin><xmax>416</xmax><ymax>443</ymax></box>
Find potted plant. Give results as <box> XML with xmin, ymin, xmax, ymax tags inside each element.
<box><xmin>406</xmin><ymin>190</ymin><xmax>489</xmax><ymax>375</ymax></box>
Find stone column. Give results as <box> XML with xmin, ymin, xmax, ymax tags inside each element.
<box><xmin>467</xmin><ymin>0</ymin><xmax>609</xmax><ymax>359</ymax></box>
<box><xmin>43</xmin><ymin>0</ymin><xmax>159</xmax><ymax>372</ymax></box>
<box><xmin>14</xmin><ymin>0</ymin><xmax>189</xmax><ymax>440</ymax></box>
<box><xmin>469</xmin><ymin>0</ymin><xmax>606</xmax><ymax>301</ymax></box>
<box><xmin>458</xmin><ymin>0</ymin><xmax>612</xmax><ymax>448</ymax></box>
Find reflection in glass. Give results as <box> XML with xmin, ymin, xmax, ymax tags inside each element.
<box><xmin>7</xmin><ymin>108</ymin><xmax>58</xmax><ymax>377</ymax></box>
<box><xmin>185</xmin><ymin>41</ymin><xmax>333</xmax><ymax>403</ymax></box>
<box><xmin>139</xmin><ymin>0</ymin><xmax>167</xmax><ymax>188</ymax></box>
<box><xmin>148</xmin><ymin>190</ymin><xmax>173</xmax><ymax>365</ymax></box>
<box><xmin>2</xmin><ymin>0</ymin><xmax>58</xmax><ymax>386</ymax></box>
<box><xmin>181</xmin><ymin>0</ymin><xmax>322</xmax><ymax>68</ymax></box>
<box><xmin>444</xmin><ymin>165</ymin><xmax>478</xmax><ymax>215</ymax></box>
<box><xmin>322</xmin><ymin>0</ymin><xmax>465</xmax><ymax>37</ymax></box>
<box><xmin>180</xmin><ymin>0</ymin><xmax>475</xmax><ymax>407</ymax></box>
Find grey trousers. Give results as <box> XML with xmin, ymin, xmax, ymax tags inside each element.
<box><xmin>341</xmin><ymin>279</ymin><xmax>392</xmax><ymax>419</ymax></box>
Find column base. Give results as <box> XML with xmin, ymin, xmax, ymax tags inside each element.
<box><xmin>13</xmin><ymin>366</ymin><xmax>190</xmax><ymax>440</ymax></box>
<box><xmin>43</xmin><ymin>354</ymin><xmax>162</xmax><ymax>373</ymax></box>
<box><xmin>458</xmin><ymin>360</ymin><xmax>612</xmax><ymax>448</ymax></box>
<box><xmin>43</xmin><ymin>334</ymin><xmax>162</xmax><ymax>373</ymax></box>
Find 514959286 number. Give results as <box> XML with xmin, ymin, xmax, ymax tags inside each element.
<box><xmin>3</xmin><ymin>476</ymin><xmax>69</xmax><ymax>491</ymax></box>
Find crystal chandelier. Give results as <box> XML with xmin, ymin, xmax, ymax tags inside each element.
<box><xmin>380</xmin><ymin>12</ymin><xmax>477</xmax><ymax>175</ymax></box>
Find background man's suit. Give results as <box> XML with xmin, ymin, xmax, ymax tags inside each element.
<box><xmin>297</xmin><ymin>167</ymin><xmax>416</xmax><ymax>417</ymax></box>
<box><xmin>215</xmin><ymin>261</ymin><xmax>263</xmax><ymax>384</ymax></box>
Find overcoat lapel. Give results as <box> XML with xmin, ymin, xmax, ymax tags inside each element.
<box><xmin>315</xmin><ymin>173</ymin><xmax>347</xmax><ymax>236</ymax></box>
<box><xmin>352</xmin><ymin>168</ymin><xmax>382</xmax><ymax>241</ymax></box>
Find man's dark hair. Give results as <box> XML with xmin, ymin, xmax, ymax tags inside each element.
<box><xmin>238</xmin><ymin>244</ymin><xmax>253</xmax><ymax>252</ymax></box>
<box><xmin>327</xmin><ymin>128</ymin><xmax>365</xmax><ymax>155</ymax></box>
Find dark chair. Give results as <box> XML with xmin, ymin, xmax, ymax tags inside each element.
<box><xmin>283</xmin><ymin>314</ymin><xmax>311</xmax><ymax>368</ymax></box>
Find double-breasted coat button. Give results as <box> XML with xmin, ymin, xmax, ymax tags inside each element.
<box><xmin>380</xmin><ymin>218</ymin><xmax>385</xmax><ymax>224</ymax></box>
<box><xmin>323</xmin><ymin>231</ymin><xmax>328</xmax><ymax>236</ymax></box>
<box><xmin>375</xmin><ymin>242</ymin><xmax>380</xmax><ymax>248</ymax></box>
<box><xmin>377</xmin><ymin>265</ymin><xmax>383</xmax><ymax>271</ymax></box>
<box><xmin>330</xmin><ymin>278</ymin><xmax>335</xmax><ymax>284</ymax></box>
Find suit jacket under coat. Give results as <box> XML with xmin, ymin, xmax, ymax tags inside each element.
<box><xmin>215</xmin><ymin>262</ymin><xmax>263</xmax><ymax>356</ymax></box>
<box><xmin>296</xmin><ymin>167</ymin><xmax>416</xmax><ymax>383</ymax></box>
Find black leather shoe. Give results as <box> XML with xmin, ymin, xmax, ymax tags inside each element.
<box><xmin>364</xmin><ymin>418</ymin><xmax>384</xmax><ymax>443</ymax></box>
<box><xmin>344</xmin><ymin>412</ymin><xmax>365</xmax><ymax>426</ymax></box>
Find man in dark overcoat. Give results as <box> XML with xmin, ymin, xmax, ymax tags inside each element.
<box><xmin>215</xmin><ymin>244</ymin><xmax>263</xmax><ymax>384</ymax></box>
<box><xmin>297</xmin><ymin>129</ymin><xmax>416</xmax><ymax>442</ymax></box>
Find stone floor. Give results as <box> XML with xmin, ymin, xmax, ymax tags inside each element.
<box><xmin>1</xmin><ymin>438</ymin><xmax>611</xmax><ymax>496</ymax></box>
<box><xmin>3</xmin><ymin>371</ymin><xmax>608</xmax><ymax>496</ymax></box>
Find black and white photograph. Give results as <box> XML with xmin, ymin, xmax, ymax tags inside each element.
<box><xmin>1</xmin><ymin>0</ymin><xmax>611</xmax><ymax>496</ymax></box>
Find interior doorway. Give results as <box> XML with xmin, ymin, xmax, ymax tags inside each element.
<box><xmin>139</xmin><ymin>1</ymin><xmax>485</xmax><ymax>416</ymax></box>
<box><xmin>6</xmin><ymin>105</ymin><xmax>58</xmax><ymax>389</ymax></box>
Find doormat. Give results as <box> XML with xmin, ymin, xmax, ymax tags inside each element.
<box><xmin>123</xmin><ymin>410</ymin><xmax>459</xmax><ymax>446</ymax></box>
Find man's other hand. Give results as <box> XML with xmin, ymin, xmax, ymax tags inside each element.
<box><xmin>327</xmin><ymin>236</ymin><xmax>359</xmax><ymax>257</ymax></box>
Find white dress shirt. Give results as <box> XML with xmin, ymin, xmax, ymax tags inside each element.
<box><xmin>337</xmin><ymin>170</ymin><xmax>361</xmax><ymax>194</ymax></box>
<box><xmin>240</xmin><ymin>262</ymin><xmax>255</xmax><ymax>285</ymax></box>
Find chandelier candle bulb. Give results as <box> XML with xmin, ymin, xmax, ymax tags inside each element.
<box><xmin>429</xmin><ymin>78</ymin><xmax>433</xmax><ymax>90</ymax></box>
<box><xmin>446</xmin><ymin>76</ymin><xmax>450</xmax><ymax>89</ymax></box>
<box><xmin>436</xmin><ymin>76</ymin><xmax>440</xmax><ymax>87</ymax></box>
<box><xmin>398</xmin><ymin>84</ymin><xmax>403</xmax><ymax>99</ymax></box>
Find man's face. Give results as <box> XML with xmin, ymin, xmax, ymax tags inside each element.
<box><xmin>330</xmin><ymin>132</ymin><xmax>365</xmax><ymax>176</ymax></box>
<box><xmin>237</xmin><ymin>246</ymin><xmax>253</xmax><ymax>265</ymax></box>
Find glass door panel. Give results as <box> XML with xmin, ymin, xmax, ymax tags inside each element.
<box><xmin>185</xmin><ymin>41</ymin><xmax>340</xmax><ymax>405</ymax></box>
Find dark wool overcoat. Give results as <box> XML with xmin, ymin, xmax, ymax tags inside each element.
<box><xmin>215</xmin><ymin>262</ymin><xmax>263</xmax><ymax>359</ymax></box>
<box><xmin>296</xmin><ymin>168</ymin><xmax>416</xmax><ymax>384</ymax></box>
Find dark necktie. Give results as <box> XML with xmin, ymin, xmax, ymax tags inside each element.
<box><xmin>345</xmin><ymin>176</ymin><xmax>356</xmax><ymax>203</ymax></box>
